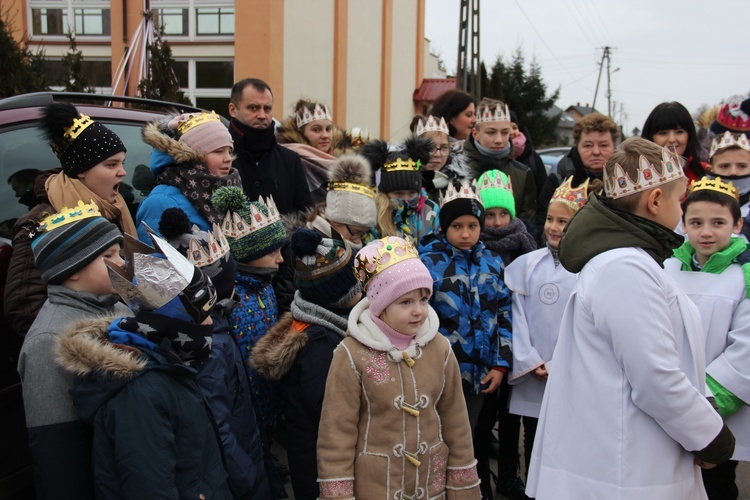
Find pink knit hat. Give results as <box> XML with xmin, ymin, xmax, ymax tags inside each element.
<box><xmin>168</xmin><ymin>111</ymin><xmax>233</xmax><ymax>155</ymax></box>
<box><xmin>354</xmin><ymin>236</ymin><xmax>434</xmax><ymax>317</ymax></box>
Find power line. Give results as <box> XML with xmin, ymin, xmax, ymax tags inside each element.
<box><xmin>561</xmin><ymin>0</ymin><xmax>600</xmax><ymax>47</ymax></box>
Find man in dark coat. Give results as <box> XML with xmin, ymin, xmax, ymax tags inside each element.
<box><xmin>228</xmin><ymin>78</ymin><xmax>312</xmax><ymax>214</ymax></box>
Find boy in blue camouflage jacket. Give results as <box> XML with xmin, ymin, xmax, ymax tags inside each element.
<box><xmin>418</xmin><ymin>179</ymin><xmax>513</xmax><ymax>498</ymax></box>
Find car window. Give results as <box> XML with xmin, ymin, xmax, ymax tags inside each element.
<box><xmin>0</xmin><ymin>120</ymin><xmax>155</xmax><ymax>234</ymax></box>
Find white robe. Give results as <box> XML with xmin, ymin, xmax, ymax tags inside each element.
<box><xmin>665</xmin><ymin>258</ymin><xmax>750</xmax><ymax>461</ymax></box>
<box><xmin>504</xmin><ymin>247</ymin><xmax>577</xmax><ymax>418</ymax></box>
<box><xmin>526</xmin><ymin>247</ymin><xmax>724</xmax><ymax>500</ymax></box>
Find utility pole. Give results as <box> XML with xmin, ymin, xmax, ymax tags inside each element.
<box><xmin>592</xmin><ymin>46</ymin><xmax>611</xmax><ymax>113</ymax></box>
<box><xmin>456</xmin><ymin>0</ymin><xmax>480</xmax><ymax>98</ymax></box>
<box><xmin>606</xmin><ymin>47</ymin><xmax>613</xmax><ymax>117</ymax></box>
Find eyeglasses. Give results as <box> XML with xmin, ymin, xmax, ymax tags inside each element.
<box><xmin>345</xmin><ymin>224</ymin><xmax>367</xmax><ymax>239</ymax></box>
<box><xmin>429</xmin><ymin>145</ymin><xmax>452</xmax><ymax>156</ymax></box>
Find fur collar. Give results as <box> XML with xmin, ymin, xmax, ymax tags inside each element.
<box><xmin>56</xmin><ymin>316</ymin><xmax>147</xmax><ymax>379</ymax></box>
<box><xmin>347</xmin><ymin>298</ymin><xmax>439</xmax><ymax>363</ymax></box>
<box><xmin>142</xmin><ymin>118</ymin><xmax>205</xmax><ymax>165</ymax></box>
<box><xmin>443</xmin><ymin>151</ymin><xmax>472</xmax><ymax>181</ymax></box>
<box><xmin>250</xmin><ymin>313</ymin><xmax>308</xmax><ymax>381</ymax></box>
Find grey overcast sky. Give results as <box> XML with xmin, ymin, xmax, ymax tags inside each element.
<box><xmin>425</xmin><ymin>0</ymin><xmax>748</xmax><ymax>136</ymax></box>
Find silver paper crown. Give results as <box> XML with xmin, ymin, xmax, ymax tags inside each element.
<box><xmin>106</xmin><ymin>226</ymin><xmax>197</xmax><ymax>312</ymax></box>
<box><xmin>604</xmin><ymin>148</ymin><xmax>685</xmax><ymax>199</ymax></box>
<box><xmin>221</xmin><ymin>195</ymin><xmax>281</xmax><ymax>240</ymax></box>
<box><xmin>709</xmin><ymin>131</ymin><xmax>750</xmax><ymax>159</ymax></box>
<box><xmin>415</xmin><ymin>116</ymin><xmax>449</xmax><ymax>136</ymax></box>
<box><xmin>440</xmin><ymin>178</ymin><xmax>483</xmax><ymax>207</ymax></box>
<box><xmin>476</xmin><ymin>103</ymin><xmax>511</xmax><ymax>124</ymax></box>
<box><xmin>187</xmin><ymin>223</ymin><xmax>231</xmax><ymax>268</ymax></box>
<box><xmin>296</xmin><ymin>103</ymin><xmax>333</xmax><ymax>129</ymax></box>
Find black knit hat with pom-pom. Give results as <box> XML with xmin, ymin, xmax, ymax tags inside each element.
<box><xmin>158</xmin><ymin>207</ymin><xmax>237</xmax><ymax>302</ymax></box>
<box><xmin>290</xmin><ymin>228</ymin><xmax>361</xmax><ymax>308</ymax></box>
<box><xmin>40</xmin><ymin>102</ymin><xmax>126</xmax><ymax>177</ymax></box>
<box><xmin>360</xmin><ymin>135</ymin><xmax>433</xmax><ymax>194</ymax></box>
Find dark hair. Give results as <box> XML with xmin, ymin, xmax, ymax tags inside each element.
<box><xmin>681</xmin><ymin>188</ymin><xmax>741</xmax><ymax>225</ymax></box>
<box><xmin>230</xmin><ymin>78</ymin><xmax>273</xmax><ymax>105</ymax></box>
<box><xmin>429</xmin><ymin>89</ymin><xmax>475</xmax><ymax>138</ymax></box>
<box><xmin>8</xmin><ymin>168</ymin><xmax>40</xmax><ymax>185</ymax></box>
<box><xmin>409</xmin><ymin>114</ymin><xmax>426</xmax><ymax>134</ymax></box>
<box><xmin>641</xmin><ymin>102</ymin><xmax>703</xmax><ymax>180</ymax></box>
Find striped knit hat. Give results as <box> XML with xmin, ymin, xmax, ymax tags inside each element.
<box><xmin>211</xmin><ymin>186</ymin><xmax>286</xmax><ymax>263</ymax></box>
<box><xmin>290</xmin><ymin>228</ymin><xmax>361</xmax><ymax>308</ymax></box>
<box><xmin>31</xmin><ymin>206</ymin><xmax>123</xmax><ymax>285</ymax></box>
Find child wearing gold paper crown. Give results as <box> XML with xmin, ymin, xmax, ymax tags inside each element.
<box><xmin>317</xmin><ymin>236</ymin><xmax>480</xmax><ymax>500</ymax></box>
<box><xmin>664</xmin><ymin>176</ymin><xmax>750</xmax><ymax>500</ymax></box>
<box><xmin>504</xmin><ymin>176</ymin><xmax>598</xmax><ymax>478</ymax></box>
<box><xmin>526</xmin><ymin>137</ymin><xmax>736</xmax><ymax>500</ymax></box>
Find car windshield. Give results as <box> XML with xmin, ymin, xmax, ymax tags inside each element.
<box><xmin>0</xmin><ymin>120</ymin><xmax>153</xmax><ymax>236</ymax></box>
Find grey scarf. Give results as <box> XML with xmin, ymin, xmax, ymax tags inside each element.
<box><xmin>291</xmin><ymin>291</ymin><xmax>348</xmax><ymax>338</ymax></box>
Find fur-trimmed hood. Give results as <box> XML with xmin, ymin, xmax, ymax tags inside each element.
<box><xmin>250</xmin><ymin>313</ymin><xmax>308</xmax><ymax>381</ymax></box>
<box><xmin>281</xmin><ymin>206</ymin><xmax>317</xmax><ymax>237</ymax></box>
<box><xmin>276</xmin><ymin>115</ymin><xmax>352</xmax><ymax>156</ymax></box>
<box><xmin>442</xmin><ymin>150</ymin><xmax>472</xmax><ymax>181</ymax></box>
<box><xmin>142</xmin><ymin>118</ymin><xmax>206</xmax><ymax>166</ymax></box>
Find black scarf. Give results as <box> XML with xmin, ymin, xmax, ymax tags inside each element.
<box><xmin>230</xmin><ymin>118</ymin><xmax>276</xmax><ymax>163</ymax></box>
<box><xmin>156</xmin><ymin>162</ymin><xmax>241</xmax><ymax>225</ymax></box>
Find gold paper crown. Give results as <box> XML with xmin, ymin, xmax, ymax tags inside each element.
<box><xmin>709</xmin><ymin>131</ymin><xmax>750</xmax><ymax>159</ymax></box>
<box><xmin>37</xmin><ymin>200</ymin><xmax>101</xmax><ymax>233</ymax></box>
<box><xmin>689</xmin><ymin>176</ymin><xmax>739</xmax><ymax>201</ymax></box>
<box><xmin>296</xmin><ymin>103</ymin><xmax>333</xmax><ymax>129</ymax></box>
<box><xmin>475</xmin><ymin>103</ymin><xmax>511</xmax><ymax>125</ymax></box>
<box><xmin>177</xmin><ymin>111</ymin><xmax>221</xmax><ymax>135</ymax></box>
<box><xmin>477</xmin><ymin>170</ymin><xmax>513</xmax><ymax>194</ymax></box>
<box><xmin>604</xmin><ymin>148</ymin><xmax>685</xmax><ymax>199</ymax></box>
<box><xmin>350</xmin><ymin>127</ymin><xmax>371</xmax><ymax>149</ymax></box>
<box><xmin>383</xmin><ymin>158</ymin><xmax>421</xmax><ymax>172</ymax></box>
<box><xmin>415</xmin><ymin>116</ymin><xmax>449</xmax><ymax>136</ymax></box>
<box><xmin>440</xmin><ymin>179</ymin><xmax>482</xmax><ymax>207</ymax></box>
<box><xmin>187</xmin><ymin>223</ymin><xmax>231</xmax><ymax>267</ymax></box>
<box><xmin>353</xmin><ymin>236</ymin><xmax>420</xmax><ymax>289</ymax></box>
<box><xmin>328</xmin><ymin>181</ymin><xmax>375</xmax><ymax>199</ymax></box>
<box><xmin>550</xmin><ymin>177</ymin><xmax>591</xmax><ymax>212</ymax></box>
<box><xmin>52</xmin><ymin>114</ymin><xmax>95</xmax><ymax>155</ymax></box>
<box><xmin>220</xmin><ymin>195</ymin><xmax>281</xmax><ymax>240</ymax></box>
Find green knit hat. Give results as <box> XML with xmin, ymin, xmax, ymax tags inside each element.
<box><xmin>477</xmin><ymin>170</ymin><xmax>515</xmax><ymax>218</ymax></box>
<box><xmin>211</xmin><ymin>186</ymin><xmax>286</xmax><ymax>263</ymax></box>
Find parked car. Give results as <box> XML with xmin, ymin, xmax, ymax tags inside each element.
<box><xmin>0</xmin><ymin>92</ymin><xmax>214</xmax><ymax>499</ymax></box>
<box><xmin>537</xmin><ymin>147</ymin><xmax>571</xmax><ymax>175</ymax></box>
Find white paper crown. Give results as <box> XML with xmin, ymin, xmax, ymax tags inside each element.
<box><xmin>477</xmin><ymin>170</ymin><xmax>513</xmax><ymax>194</ymax></box>
<box><xmin>476</xmin><ymin>103</ymin><xmax>511</xmax><ymax>125</ymax></box>
<box><xmin>221</xmin><ymin>195</ymin><xmax>281</xmax><ymax>240</ymax></box>
<box><xmin>709</xmin><ymin>131</ymin><xmax>750</xmax><ymax>159</ymax></box>
<box><xmin>106</xmin><ymin>228</ymin><xmax>196</xmax><ymax>312</ymax></box>
<box><xmin>440</xmin><ymin>179</ymin><xmax>483</xmax><ymax>207</ymax></box>
<box><xmin>296</xmin><ymin>103</ymin><xmax>333</xmax><ymax>129</ymax></box>
<box><xmin>604</xmin><ymin>148</ymin><xmax>685</xmax><ymax>199</ymax></box>
<box><xmin>187</xmin><ymin>223</ymin><xmax>231</xmax><ymax>268</ymax></box>
<box><xmin>416</xmin><ymin>116</ymin><xmax>449</xmax><ymax>136</ymax></box>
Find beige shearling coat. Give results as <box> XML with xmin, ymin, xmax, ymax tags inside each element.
<box><xmin>317</xmin><ymin>298</ymin><xmax>480</xmax><ymax>500</ymax></box>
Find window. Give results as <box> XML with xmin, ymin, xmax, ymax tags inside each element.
<box><xmin>196</xmin><ymin>7</ymin><xmax>234</xmax><ymax>36</ymax></box>
<box><xmin>42</xmin><ymin>59</ymin><xmax>112</xmax><ymax>88</ymax></box>
<box><xmin>29</xmin><ymin>1</ymin><xmax>110</xmax><ymax>37</ymax></box>
<box><xmin>154</xmin><ymin>8</ymin><xmax>188</xmax><ymax>36</ymax></box>
<box><xmin>176</xmin><ymin>59</ymin><xmax>234</xmax><ymax>118</ymax></box>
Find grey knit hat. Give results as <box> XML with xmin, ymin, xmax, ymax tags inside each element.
<box><xmin>31</xmin><ymin>207</ymin><xmax>123</xmax><ymax>285</ymax></box>
<box><xmin>325</xmin><ymin>154</ymin><xmax>377</xmax><ymax>228</ymax></box>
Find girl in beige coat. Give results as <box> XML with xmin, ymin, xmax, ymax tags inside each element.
<box><xmin>317</xmin><ymin>236</ymin><xmax>480</xmax><ymax>499</ymax></box>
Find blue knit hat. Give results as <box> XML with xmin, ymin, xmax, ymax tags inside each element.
<box><xmin>211</xmin><ymin>186</ymin><xmax>286</xmax><ymax>263</ymax></box>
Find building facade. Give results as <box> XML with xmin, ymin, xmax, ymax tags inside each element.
<box><xmin>4</xmin><ymin>0</ymin><xmax>436</xmax><ymax>141</ymax></box>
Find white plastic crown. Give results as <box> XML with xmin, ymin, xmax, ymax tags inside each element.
<box><xmin>187</xmin><ymin>223</ymin><xmax>230</xmax><ymax>268</ymax></box>
<box><xmin>476</xmin><ymin>103</ymin><xmax>511</xmax><ymax>124</ymax></box>
<box><xmin>416</xmin><ymin>116</ymin><xmax>449</xmax><ymax>136</ymax></box>
<box><xmin>604</xmin><ymin>148</ymin><xmax>685</xmax><ymax>199</ymax></box>
<box><xmin>477</xmin><ymin>171</ymin><xmax>513</xmax><ymax>194</ymax></box>
<box><xmin>440</xmin><ymin>179</ymin><xmax>483</xmax><ymax>207</ymax></box>
<box><xmin>221</xmin><ymin>195</ymin><xmax>281</xmax><ymax>240</ymax></box>
<box><xmin>297</xmin><ymin>103</ymin><xmax>333</xmax><ymax>129</ymax></box>
<box><xmin>709</xmin><ymin>131</ymin><xmax>750</xmax><ymax>159</ymax></box>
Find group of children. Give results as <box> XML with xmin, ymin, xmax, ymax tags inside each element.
<box><xmin>14</xmin><ymin>95</ymin><xmax>750</xmax><ymax>500</ymax></box>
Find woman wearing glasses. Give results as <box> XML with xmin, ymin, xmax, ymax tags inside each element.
<box><xmin>410</xmin><ymin>114</ymin><xmax>472</xmax><ymax>201</ymax></box>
